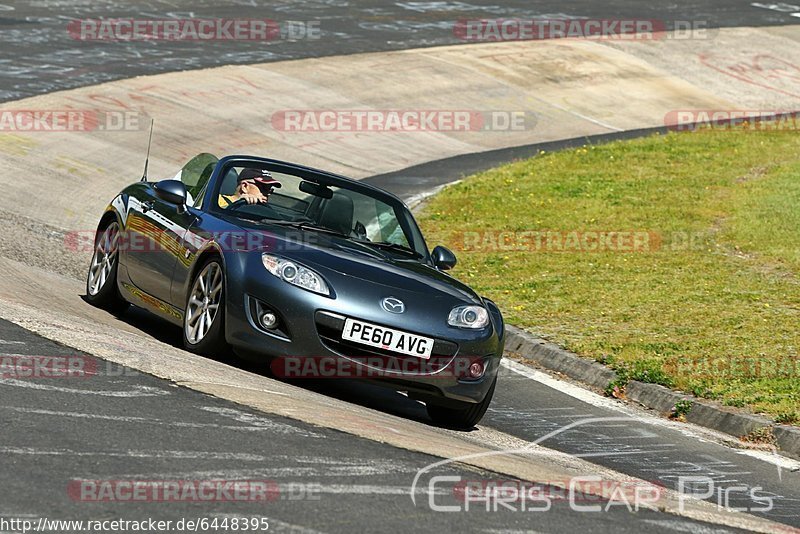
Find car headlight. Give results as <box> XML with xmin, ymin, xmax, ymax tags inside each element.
<box><xmin>262</xmin><ymin>254</ymin><xmax>330</xmax><ymax>296</ymax></box>
<box><xmin>448</xmin><ymin>305</ymin><xmax>489</xmax><ymax>329</ymax></box>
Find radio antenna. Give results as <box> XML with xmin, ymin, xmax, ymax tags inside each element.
<box><xmin>140</xmin><ymin>119</ymin><xmax>154</xmax><ymax>182</ymax></box>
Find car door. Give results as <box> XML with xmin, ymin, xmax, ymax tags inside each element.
<box><xmin>125</xmin><ymin>153</ymin><xmax>218</xmax><ymax>304</ymax></box>
<box><xmin>124</xmin><ymin>190</ymin><xmax>196</xmax><ymax>303</ymax></box>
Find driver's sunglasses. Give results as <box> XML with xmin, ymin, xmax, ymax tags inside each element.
<box><xmin>242</xmin><ymin>180</ymin><xmax>274</xmax><ymax>195</ymax></box>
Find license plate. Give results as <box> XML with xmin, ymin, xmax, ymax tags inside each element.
<box><xmin>342</xmin><ymin>318</ymin><xmax>434</xmax><ymax>359</ymax></box>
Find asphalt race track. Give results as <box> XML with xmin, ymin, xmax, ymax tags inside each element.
<box><xmin>1</xmin><ymin>1</ymin><xmax>799</xmax><ymax>533</ymax></box>
<box><xmin>1</xmin><ymin>318</ymin><xmax>760</xmax><ymax>534</ymax></box>
<box><xmin>1</xmin><ymin>0</ymin><xmax>800</xmax><ymax>101</ymax></box>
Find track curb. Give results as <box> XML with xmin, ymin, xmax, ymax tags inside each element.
<box><xmin>504</xmin><ymin>325</ymin><xmax>800</xmax><ymax>460</ymax></box>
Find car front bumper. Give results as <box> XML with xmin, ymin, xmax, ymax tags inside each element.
<box><xmin>223</xmin><ymin>258</ymin><xmax>504</xmax><ymax>405</ymax></box>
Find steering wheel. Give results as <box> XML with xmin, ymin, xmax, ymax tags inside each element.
<box><xmin>226</xmin><ymin>198</ymin><xmax>250</xmax><ymax>210</ymax></box>
<box><xmin>225</xmin><ymin>198</ymin><xmax>283</xmax><ymax>221</ymax></box>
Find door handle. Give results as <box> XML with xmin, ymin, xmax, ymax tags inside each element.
<box><xmin>141</xmin><ymin>200</ymin><xmax>155</xmax><ymax>213</ymax></box>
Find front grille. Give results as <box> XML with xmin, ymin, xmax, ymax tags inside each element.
<box><xmin>315</xmin><ymin>311</ymin><xmax>458</xmax><ymax>374</ymax></box>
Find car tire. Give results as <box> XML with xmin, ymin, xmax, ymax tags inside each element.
<box><xmin>426</xmin><ymin>376</ymin><xmax>497</xmax><ymax>429</ymax></box>
<box><xmin>183</xmin><ymin>257</ymin><xmax>227</xmax><ymax>356</ymax></box>
<box><xmin>85</xmin><ymin>220</ymin><xmax>129</xmax><ymax>314</ymax></box>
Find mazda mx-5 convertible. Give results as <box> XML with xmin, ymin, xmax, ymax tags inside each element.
<box><xmin>86</xmin><ymin>153</ymin><xmax>505</xmax><ymax>428</ymax></box>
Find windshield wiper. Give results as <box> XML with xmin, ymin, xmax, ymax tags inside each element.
<box><xmin>255</xmin><ymin>220</ymin><xmax>414</xmax><ymax>255</ymax></box>
<box><xmin>297</xmin><ymin>223</ymin><xmax>350</xmax><ymax>237</ymax></box>
<box><xmin>226</xmin><ymin>212</ymin><xmax>266</xmax><ymax>222</ymax></box>
<box><xmin>353</xmin><ymin>240</ymin><xmax>421</xmax><ymax>258</ymax></box>
<box><xmin>259</xmin><ymin>219</ymin><xmax>349</xmax><ymax>238</ymax></box>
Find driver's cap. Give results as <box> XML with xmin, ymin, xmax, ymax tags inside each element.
<box><xmin>238</xmin><ymin>168</ymin><xmax>282</xmax><ymax>189</ymax></box>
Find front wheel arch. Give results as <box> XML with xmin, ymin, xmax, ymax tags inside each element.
<box><xmin>85</xmin><ymin>216</ymin><xmax>128</xmax><ymax>313</ymax></box>
<box><xmin>426</xmin><ymin>375</ymin><xmax>498</xmax><ymax>429</ymax></box>
<box><xmin>97</xmin><ymin>211</ymin><xmax>121</xmax><ymax>233</ymax></box>
<box><xmin>185</xmin><ymin>246</ymin><xmax>226</xmax><ymax>299</ymax></box>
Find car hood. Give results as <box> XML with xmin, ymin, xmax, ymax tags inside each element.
<box><xmin>237</xmin><ymin>222</ymin><xmax>482</xmax><ymax>304</ymax></box>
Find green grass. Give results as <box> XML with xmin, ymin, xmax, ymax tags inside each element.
<box><xmin>417</xmin><ymin>130</ymin><xmax>800</xmax><ymax>422</ymax></box>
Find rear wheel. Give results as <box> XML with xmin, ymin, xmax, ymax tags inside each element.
<box><xmin>426</xmin><ymin>376</ymin><xmax>497</xmax><ymax>429</ymax></box>
<box><xmin>183</xmin><ymin>258</ymin><xmax>227</xmax><ymax>356</ymax></box>
<box><xmin>85</xmin><ymin>220</ymin><xmax>128</xmax><ymax>313</ymax></box>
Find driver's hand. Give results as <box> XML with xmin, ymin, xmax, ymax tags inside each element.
<box><xmin>241</xmin><ymin>194</ymin><xmax>267</xmax><ymax>205</ymax></box>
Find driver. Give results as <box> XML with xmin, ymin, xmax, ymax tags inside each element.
<box><xmin>218</xmin><ymin>168</ymin><xmax>281</xmax><ymax>208</ymax></box>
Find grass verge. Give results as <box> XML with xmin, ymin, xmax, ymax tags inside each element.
<box><xmin>417</xmin><ymin>129</ymin><xmax>800</xmax><ymax>423</ymax></box>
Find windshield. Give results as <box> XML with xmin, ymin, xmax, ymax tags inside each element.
<box><xmin>211</xmin><ymin>164</ymin><xmax>428</xmax><ymax>258</ymax></box>
<box><xmin>173</xmin><ymin>153</ymin><xmax>219</xmax><ymax>207</ymax></box>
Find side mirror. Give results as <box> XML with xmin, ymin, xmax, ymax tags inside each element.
<box><xmin>431</xmin><ymin>245</ymin><xmax>457</xmax><ymax>271</ymax></box>
<box><xmin>154</xmin><ymin>179</ymin><xmax>188</xmax><ymax>209</ymax></box>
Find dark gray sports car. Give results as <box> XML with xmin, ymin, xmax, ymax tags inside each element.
<box><xmin>86</xmin><ymin>154</ymin><xmax>505</xmax><ymax>428</ymax></box>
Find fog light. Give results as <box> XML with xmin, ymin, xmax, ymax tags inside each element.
<box><xmin>260</xmin><ymin>312</ymin><xmax>278</xmax><ymax>329</ymax></box>
<box><xmin>468</xmin><ymin>361</ymin><xmax>484</xmax><ymax>379</ymax></box>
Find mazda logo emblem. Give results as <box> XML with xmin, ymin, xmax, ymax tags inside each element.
<box><xmin>381</xmin><ymin>297</ymin><xmax>405</xmax><ymax>314</ymax></box>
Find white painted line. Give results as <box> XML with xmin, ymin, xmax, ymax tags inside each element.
<box><xmin>199</xmin><ymin>406</ymin><xmax>322</xmax><ymax>437</ymax></box>
<box><xmin>280</xmin><ymin>483</ymin><xmax>446</xmax><ymax>495</ymax></box>
<box><xmin>500</xmin><ymin>359</ymin><xmax>800</xmax><ymax>472</ymax></box>
<box><xmin>736</xmin><ymin>449</ymin><xmax>800</xmax><ymax>473</ymax></box>
<box><xmin>0</xmin><ymin>406</ymin><xmax>322</xmax><ymax>436</ymax></box>
<box><xmin>501</xmin><ymin>359</ymin><xmax>639</xmax><ymax>413</ymax></box>
<box><xmin>115</xmin><ymin>460</ymin><xmax>420</xmax><ymax>479</ymax></box>
<box><xmin>266</xmin><ymin>520</ymin><xmax>325</xmax><ymax>534</ymax></box>
<box><xmin>180</xmin><ymin>381</ymin><xmax>290</xmax><ymax>397</ymax></box>
<box><xmin>0</xmin><ymin>446</ymin><xmax>269</xmax><ymax>461</ymax></box>
<box><xmin>642</xmin><ymin>518</ymin><xmax>735</xmax><ymax>533</ymax></box>
<box><xmin>0</xmin><ymin>379</ymin><xmax>170</xmax><ymax>397</ymax></box>
<box><xmin>538</xmin><ymin>97</ymin><xmax>625</xmax><ymax>132</ymax></box>
<box><xmin>576</xmin><ymin>450</ymin><xmax>678</xmax><ymax>458</ymax></box>
<box><xmin>0</xmin><ymin>340</ymin><xmax>25</xmax><ymax>345</ymax></box>
<box><xmin>407</xmin><ymin>181</ymin><xmax>461</xmax><ymax>211</ymax></box>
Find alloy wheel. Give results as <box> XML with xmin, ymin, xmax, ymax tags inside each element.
<box><xmin>185</xmin><ymin>262</ymin><xmax>223</xmax><ymax>344</ymax></box>
<box><xmin>87</xmin><ymin>222</ymin><xmax>120</xmax><ymax>296</ymax></box>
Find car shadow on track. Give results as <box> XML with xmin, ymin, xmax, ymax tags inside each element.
<box><xmin>108</xmin><ymin>303</ymin><xmax>443</xmax><ymax>429</ymax></box>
